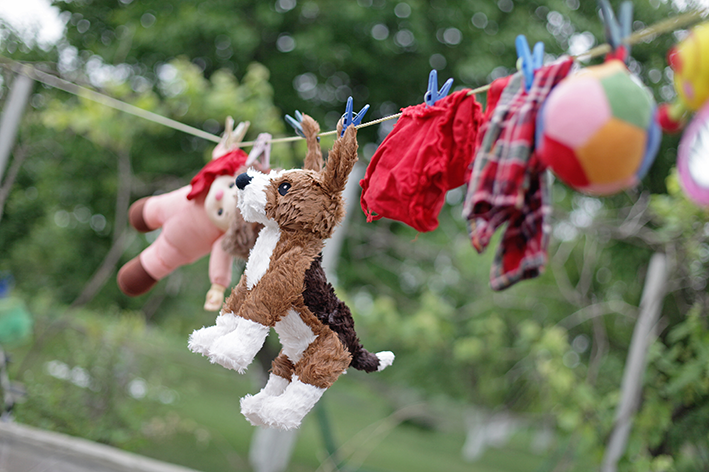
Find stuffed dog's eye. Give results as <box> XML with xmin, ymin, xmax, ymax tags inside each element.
<box><xmin>229</xmin><ymin>182</ymin><xmax>234</xmax><ymax>188</ymax></box>
<box><xmin>217</xmin><ymin>208</ymin><xmax>223</xmax><ymax>216</ymax></box>
<box><xmin>278</xmin><ymin>182</ymin><xmax>291</xmax><ymax>196</ymax></box>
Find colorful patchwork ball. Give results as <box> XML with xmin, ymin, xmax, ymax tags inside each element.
<box><xmin>535</xmin><ymin>60</ymin><xmax>661</xmax><ymax>196</ymax></box>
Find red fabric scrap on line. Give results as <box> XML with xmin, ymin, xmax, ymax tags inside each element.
<box><xmin>360</xmin><ymin>89</ymin><xmax>484</xmax><ymax>233</ymax></box>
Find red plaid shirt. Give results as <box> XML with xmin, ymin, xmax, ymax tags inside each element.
<box><xmin>463</xmin><ymin>58</ymin><xmax>574</xmax><ymax>290</ymax></box>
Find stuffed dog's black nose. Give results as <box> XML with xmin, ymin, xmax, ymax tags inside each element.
<box><xmin>235</xmin><ymin>173</ymin><xmax>252</xmax><ymax>190</ymax></box>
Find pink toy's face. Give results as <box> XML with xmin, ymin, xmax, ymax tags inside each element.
<box><xmin>205</xmin><ymin>174</ymin><xmax>238</xmax><ymax>231</ymax></box>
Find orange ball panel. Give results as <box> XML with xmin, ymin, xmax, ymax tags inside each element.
<box><xmin>575</xmin><ymin>118</ymin><xmax>645</xmax><ymax>185</ymax></box>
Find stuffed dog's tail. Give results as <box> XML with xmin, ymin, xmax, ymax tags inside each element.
<box><xmin>351</xmin><ymin>349</ymin><xmax>395</xmax><ymax>373</ymax></box>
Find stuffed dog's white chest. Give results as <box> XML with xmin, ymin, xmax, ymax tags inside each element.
<box><xmin>244</xmin><ymin>224</ymin><xmax>280</xmax><ymax>290</ymax></box>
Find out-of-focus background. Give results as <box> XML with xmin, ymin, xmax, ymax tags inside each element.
<box><xmin>0</xmin><ymin>0</ymin><xmax>708</xmax><ymax>471</ymax></box>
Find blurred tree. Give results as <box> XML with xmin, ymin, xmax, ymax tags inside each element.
<box><xmin>2</xmin><ymin>0</ymin><xmax>709</xmax><ymax>470</ymax></box>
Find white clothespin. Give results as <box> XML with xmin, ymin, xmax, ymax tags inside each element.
<box><xmin>246</xmin><ymin>133</ymin><xmax>272</xmax><ymax>171</ymax></box>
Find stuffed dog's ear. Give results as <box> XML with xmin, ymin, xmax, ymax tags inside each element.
<box><xmin>301</xmin><ymin>114</ymin><xmax>323</xmax><ymax>172</ymax></box>
<box><xmin>322</xmin><ymin>125</ymin><xmax>358</xmax><ymax>195</ymax></box>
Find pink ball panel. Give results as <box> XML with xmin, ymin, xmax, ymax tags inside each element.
<box><xmin>543</xmin><ymin>76</ymin><xmax>612</xmax><ymax>149</ymax></box>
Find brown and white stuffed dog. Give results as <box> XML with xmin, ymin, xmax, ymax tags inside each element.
<box><xmin>188</xmin><ymin>115</ymin><xmax>394</xmax><ymax>430</ymax></box>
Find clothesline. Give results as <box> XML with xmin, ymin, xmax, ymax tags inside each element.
<box><xmin>0</xmin><ymin>8</ymin><xmax>704</xmax><ymax>148</ymax></box>
<box><xmin>0</xmin><ymin>56</ymin><xmax>223</xmax><ymax>143</ymax></box>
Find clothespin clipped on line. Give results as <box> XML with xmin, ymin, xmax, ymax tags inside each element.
<box><xmin>341</xmin><ymin>96</ymin><xmax>369</xmax><ymax>137</ymax></box>
<box><xmin>515</xmin><ymin>35</ymin><xmax>545</xmax><ymax>92</ymax></box>
<box><xmin>285</xmin><ymin>110</ymin><xmax>307</xmax><ymax>139</ymax></box>
<box><xmin>424</xmin><ymin>69</ymin><xmax>454</xmax><ymax>106</ymax></box>
<box><xmin>246</xmin><ymin>132</ymin><xmax>272</xmax><ymax>170</ymax></box>
<box><xmin>598</xmin><ymin>0</ymin><xmax>633</xmax><ymax>62</ymax></box>
<box><xmin>212</xmin><ymin>117</ymin><xmax>250</xmax><ymax>159</ymax></box>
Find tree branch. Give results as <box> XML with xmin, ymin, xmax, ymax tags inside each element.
<box><xmin>0</xmin><ymin>141</ymin><xmax>29</xmax><ymax>224</ymax></box>
<box><xmin>70</xmin><ymin>148</ymin><xmax>133</xmax><ymax>307</ymax></box>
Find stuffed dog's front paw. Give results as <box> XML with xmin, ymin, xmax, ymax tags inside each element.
<box><xmin>188</xmin><ymin>311</ymin><xmax>240</xmax><ymax>356</ymax></box>
<box><xmin>208</xmin><ymin>317</ymin><xmax>269</xmax><ymax>373</ymax></box>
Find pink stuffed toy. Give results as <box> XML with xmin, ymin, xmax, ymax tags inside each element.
<box><xmin>117</xmin><ymin>121</ymin><xmax>268</xmax><ymax>311</ymax></box>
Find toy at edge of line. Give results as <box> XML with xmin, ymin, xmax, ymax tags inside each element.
<box><xmin>117</xmin><ymin>119</ymin><xmax>266</xmax><ymax>311</ymax></box>
<box><xmin>655</xmin><ymin>21</ymin><xmax>709</xmax><ymax>207</ymax></box>
<box><xmin>188</xmin><ymin>113</ymin><xmax>394</xmax><ymax>430</ymax></box>
<box><xmin>535</xmin><ymin>59</ymin><xmax>661</xmax><ymax>196</ymax></box>
<box><xmin>658</xmin><ymin>22</ymin><xmax>709</xmax><ymax>132</ymax></box>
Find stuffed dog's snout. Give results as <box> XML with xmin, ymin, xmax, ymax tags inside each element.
<box><xmin>236</xmin><ymin>173</ymin><xmax>252</xmax><ymax>190</ymax></box>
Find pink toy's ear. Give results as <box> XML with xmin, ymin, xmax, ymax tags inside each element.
<box><xmin>322</xmin><ymin>124</ymin><xmax>358</xmax><ymax>195</ymax></box>
<box><xmin>301</xmin><ymin>114</ymin><xmax>323</xmax><ymax>172</ymax></box>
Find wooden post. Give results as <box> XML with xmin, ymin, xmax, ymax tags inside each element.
<box><xmin>601</xmin><ymin>252</ymin><xmax>668</xmax><ymax>472</ymax></box>
<box><xmin>0</xmin><ymin>72</ymin><xmax>33</xmax><ymax>183</ymax></box>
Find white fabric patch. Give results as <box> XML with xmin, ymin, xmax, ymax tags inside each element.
<box><xmin>274</xmin><ymin>309</ymin><xmax>317</xmax><ymax>364</ymax></box>
<box><xmin>208</xmin><ymin>317</ymin><xmax>270</xmax><ymax>373</ymax></box>
<box><xmin>215</xmin><ymin>310</ymin><xmax>241</xmax><ymax>331</ymax></box>
<box><xmin>241</xmin><ymin>375</ymin><xmax>326</xmax><ymax>430</ymax></box>
<box><xmin>187</xmin><ymin>311</ymin><xmax>240</xmax><ymax>356</ymax></box>
<box><xmin>245</xmin><ymin>224</ymin><xmax>280</xmax><ymax>290</ymax></box>
<box><xmin>375</xmin><ymin>351</ymin><xmax>395</xmax><ymax>371</ymax></box>
<box><xmin>259</xmin><ymin>373</ymin><xmax>291</xmax><ymax>397</ymax></box>
<box><xmin>240</xmin><ymin>373</ymin><xmax>291</xmax><ymax>427</ymax></box>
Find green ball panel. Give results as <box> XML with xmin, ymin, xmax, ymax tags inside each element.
<box><xmin>600</xmin><ymin>72</ymin><xmax>653</xmax><ymax>129</ymax></box>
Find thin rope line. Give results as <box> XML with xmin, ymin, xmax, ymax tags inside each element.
<box><xmin>0</xmin><ymin>57</ymin><xmax>222</xmax><ymax>143</ymax></box>
<box><xmin>1</xmin><ymin>8</ymin><xmax>705</xmax><ymax>148</ymax></box>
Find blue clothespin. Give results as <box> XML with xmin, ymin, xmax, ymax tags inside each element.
<box><xmin>598</xmin><ymin>0</ymin><xmax>633</xmax><ymax>59</ymax></box>
<box><xmin>515</xmin><ymin>35</ymin><xmax>544</xmax><ymax>92</ymax></box>
<box><xmin>424</xmin><ymin>69</ymin><xmax>454</xmax><ymax>107</ymax></box>
<box><xmin>285</xmin><ymin>110</ymin><xmax>306</xmax><ymax>138</ymax></box>
<box><xmin>341</xmin><ymin>96</ymin><xmax>369</xmax><ymax>137</ymax></box>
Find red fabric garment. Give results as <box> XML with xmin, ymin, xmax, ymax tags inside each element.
<box><xmin>463</xmin><ymin>58</ymin><xmax>574</xmax><ymax>290</ymax></box>
<box><xmin>187</xmin><ymin>149</ymin><xmax>248</xmax><ymax>200</ymax></box>
<box><xmin>360</xmin><ymin>90</ymin><xmax>484</xmax><ymax>233</ymax></box>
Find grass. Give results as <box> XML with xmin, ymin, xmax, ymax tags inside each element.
<box><xmin>131</xmin><ymin>330</ymin><xmax>548</xmax><ymax>472</ymax></box>
<box><xmin>8</xmin><ymin>308</ymin><xmax>550</xmax><ymax>472</ymax></box>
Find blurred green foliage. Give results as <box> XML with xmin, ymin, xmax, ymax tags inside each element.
<box><xmin>2</xmin><ymin>0</ymin><xmax>709</xmax><ymax>471</ymax></box>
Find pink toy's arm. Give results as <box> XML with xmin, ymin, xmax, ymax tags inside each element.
<box><xmin>209</xmin><ymin>235</ymin><xmax>234</xmax><ymax>288</ymax></box>
<box><xmin>204</xmin><ymin>235</ymin><xmax>234</xmax><ymax>311</ymax></box>
<box><xmin>204</xmin><ymin>283</ymin><xmax>226</xmax><ymax>312</ymax></box>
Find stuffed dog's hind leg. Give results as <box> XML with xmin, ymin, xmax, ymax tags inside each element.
<box><xmin>240</xmin><ymin>352</ymin><xmax>294</xmax><ymax>426</ymax></box>
<box><xmin>243</xmin><ymin>329</ymin><xmax>350</xmax><ymax>429</ymax></box>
